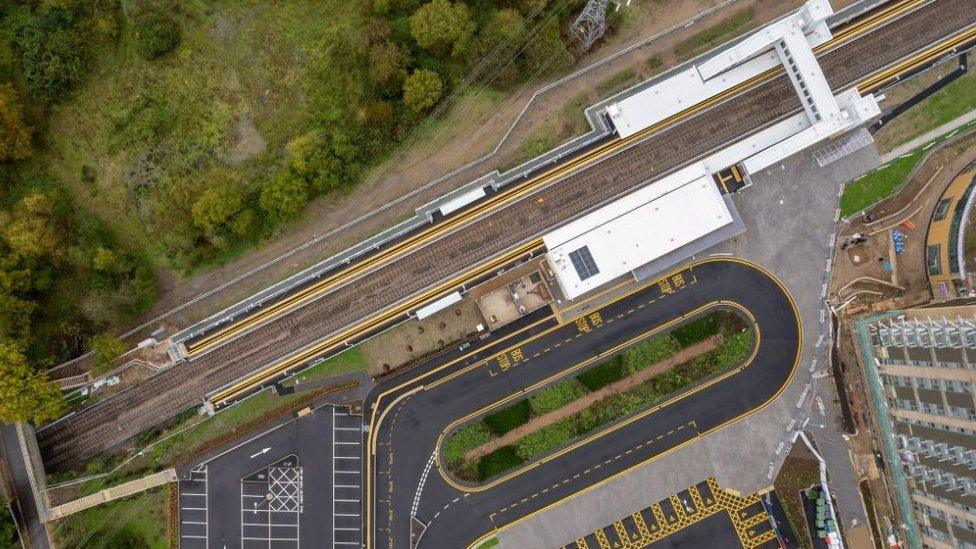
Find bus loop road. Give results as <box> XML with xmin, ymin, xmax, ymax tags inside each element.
<box><xmin>365</xmin><ymin>259</ymin><xmax>802</xmax><ymax>549</ymax></box>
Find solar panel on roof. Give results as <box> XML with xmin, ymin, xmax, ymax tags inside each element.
<box><xmin>569</xmin><ymin>246</ymin><xmax>599</xmax><ymax>281</ymax></box>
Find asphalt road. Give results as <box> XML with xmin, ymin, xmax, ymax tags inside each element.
<box><xmin>366</xmin><ymin>259</ymin><xmax>802</xmax><ymax>548</ymax></box>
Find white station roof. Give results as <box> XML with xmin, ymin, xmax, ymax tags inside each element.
<box><xmin>545</xmin><ymin>163</ymin><xmax>733</xmax><ymax>300</ymax></box>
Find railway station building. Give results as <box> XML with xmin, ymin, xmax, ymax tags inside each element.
<box><xmin>545</xmin><ymin>0</ymin><xmax>880</xmax><ymax>302</ymax></box>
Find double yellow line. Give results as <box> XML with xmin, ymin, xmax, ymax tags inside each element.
<box><xmin>434</xmin><ymin>301</ymin><xmax>760</xmax><ymax>494</ymax></box>
<box><xmin>208</xmin><ymin>240</ymin><xmax>541</xmax><ymax>405</ymax></box>
<box><xmin>208</xmin><ymin>0</ymin><xmax>931</xmax><ymax>407</ymax></box>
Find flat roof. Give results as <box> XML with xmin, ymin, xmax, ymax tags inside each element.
<box><xmin>545</xmin><ymin>163</ymin><xmax>733</xmax><ymax>300</ymax></box>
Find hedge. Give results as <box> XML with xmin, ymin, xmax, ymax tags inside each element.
<box><xmin>477</xmin><ymin>446</ymin><xmax>523</xmax><ymax>480</ymax></box>
<box><xmin>576</xmin><ymin>357</ymin><xmax>626</xmax><ymax>391</ymax></box>
<box><xmin>671</xmin><ymin>315</ymin><xmax>720</xmax><ymax>347</ymax></box>
<box><xmin>483</xmin><ymin>399</ymin><xmax>531</xmax><ymax>436</ymax></box>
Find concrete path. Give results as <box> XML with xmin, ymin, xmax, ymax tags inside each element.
<box><xmin>880</xmin><ymin>110</ymin><xmax>976</xmax><ymax>163</ymax></box>
<box><xmin>47</xmin><ymin>469</ymin><xmax>176</xmax><ymax>520</ymax></box>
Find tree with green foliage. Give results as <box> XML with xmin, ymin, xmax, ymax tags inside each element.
<box><xmin>476</xmin><ymin>8</ymin><xmax>525</xmax><ymax>89</ymax></box>
<box><xmin>15</xmin><ymin>17</ymin><xmax>90</xmax><ymax>103</ymax></box>
<box><xmin>259</xmin><ymin>171</ymin><xmax>308</xmax><ymax>222</ymax></box>
<box><xmin>1</xmin><ymin>192</ymin><xmax>63</xmax><ymax>260</ymax></box>
<box><xmin>91</xmin><ymin>246</ymin><xmax>133</xmax><ymax>277</ymax></box>
<box><xmin>89</xmin><ymin>332</ymin><xmax>126</xmax><ymax>375</ymax></box>
<box><xmin>522</xmin><ymin>19</ymin><xmax>574</xmax><ymax>78</ymax></box>
<box><xmin>402</xmin><ymin>69</ymin><xmax>443</xmax><ymax>113</ymax></box>
<box><xmin>0</xmin><ymin>256</ymin><xmax>34</xmax><ymax>346</ymax></box>
<box><xmin>409</xmin><ymin>0</ymin><xmax>475</xmax><ymax>58</ymax></box>
<box><xmin>0</xmin><ymin>496</ymin><xmax>17</xmax><ymax>549</ymax></box>
<box><xmin>0</xmin><ymin>339</ymin><xmax>66</xmax><ymax>425</ymax></box>
<box><xmin>286</xmin><ymin>130</ymin><xmax>354</xmax><ymax>194</ymax></box>
<box><xmin>191</xmin><ymin>187</ymin><xmax>243</xmax><ymax>233</ymax></box>
<box><xmin>367</xmin><ymin>41</ymin><xmax>409</xmax><ymax>96</ymax></box>
<box><xmin>227</xmin><ymin>208</ymin><xmax>256</xmax><ymax>237</ymax></box>
<box><xmin>0</xmin><ymin>83</ymin><xmax>32</xmax><ymax>162</ymax></box>
<box><xmin>135</xmin><ymin>12</ymin><xmax>182</xmax><ymax>60</ymax></box>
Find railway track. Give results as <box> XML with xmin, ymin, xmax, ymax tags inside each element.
<box><xmin>38</xmin><ymin>0</ymin><xmax>976</xmax><ymax>472</ymax></box>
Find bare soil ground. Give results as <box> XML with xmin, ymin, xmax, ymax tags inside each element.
<box><xmin>360</xmin><ymin>300</ymin><xmax>484</xmax><ymax>378</ymax></box>
<box><xmin>120</xmin><ymin>0</ymin><xmax>854</xmax><ymax>344</ymax></box>
<box><xmin>462</xmin><ymin>334</ymin><xmax>723</xmax><ymax>461</ymax></box>
<box><xmin>831</xmin><ymin>133</ymin><xmax>976</xmax><ymax>309</ymax></box>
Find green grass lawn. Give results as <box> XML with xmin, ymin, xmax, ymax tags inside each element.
<box><xmin>476</xmin><ymin>537</ymin><xmax>500</xmax><ymax>549</ymax></box>
<box><xmin>52</xmin><ymin>487</ymin><xmax>168</xmax><ymax>549</ymax></box>
<box><xmin>839</xmin><ymin>150</ymin><xmax>924</xmax><ymax>217</ymax></box>
<box><xmin>281</xmin><ymin>347</ymin><xmax>368</xmax><ymax>387</ymax></box>
<box><xmin>876</xmin><ymin>70</ymin><xmax>976</xmax><ymax>151</ymax></box>
<box><xmin>840</xmin><ymin>69</ymin><xmax>976</xmax><ymax>217</ymax></box>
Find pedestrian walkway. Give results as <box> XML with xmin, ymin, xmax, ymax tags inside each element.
<box><xmin>880</xmin><ymin>111</ymin><xmax>976</xmax><ymax>163</ymax></box>
<box><xmin>47</xmin><ymin>468</ymin><xmax>177</xmax><ymax>520</ymax></box>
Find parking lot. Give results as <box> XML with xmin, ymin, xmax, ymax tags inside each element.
<box><xmin>333</xmin><ymin>407</ymin><xmax>363</xmax><ymax>547</ymax></box>
<box><xmin>241</xmin><ymin>455</ymin><xmax>302</xmax><ymax>548</ymax></box>
<box><xmin>178</xmin><ymin>404</ymin><xmax>362</xmax><ymax>548</ymax></box>
<box><xmin>562</xmin><ymin>478</ymin><xmax>778</xmax><ymax>549</ymax></box>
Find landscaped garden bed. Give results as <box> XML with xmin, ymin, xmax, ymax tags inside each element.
<box><xmin>440</xmin><ymin>309</ymin><xmax>753</xmax><ymax>483</ymax></box>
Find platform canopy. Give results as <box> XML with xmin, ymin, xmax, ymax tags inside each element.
<box><xmin>544</xmin><ymin>163</ymin><xmax>733</xmax><ymax>300</ymax></box>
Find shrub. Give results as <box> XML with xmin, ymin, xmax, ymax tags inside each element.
<box><xmin>575</xmin><ymin>357</ymin><xmax>625</xmax><ymax>391</ymax></box>
<box><xmin>622</xmin><ymin>334</ymin><xmax>680</xmax><ymax>374</ymax></box>
<box><xmin>529</xmin><ymin>379</ymin><xmax>585</xmax><ymax>415</ymax></box>
<box><xmin>716</xmin><ymin>330</ymin><xmax>752</xmax><ymax>369</ymax></box>
<box><xmin>577</xmin><ymin>406</ymin><xmax>613</xmax><ymax>433</ymax></box>
<box><xmin>89</xmin><ymin>333</ymin><xmax>126</xmax><ymax>374</ymax></box>
<box><xmin>477</xmin><ymin>446</ymin><xmax>522</xmax><ymax>481</ymax></box>
<box><xmin>483</xmin><ymin>399</ymin><xmax>530</xmax><ymax>436</ymax></box>
<box><xmin>514</xmin><ymin>418</ymin><xmax>577</xmax><ymax>460</ymax></box>
<box><xmin>135</xmin><ymin>12</ymin><xmax>181</xmax><ymax>60</ymax></box>
<box><xmin>442</xmin><ymin>422</ymin><xmax>493</xmax><ymax>464</ymax></box>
